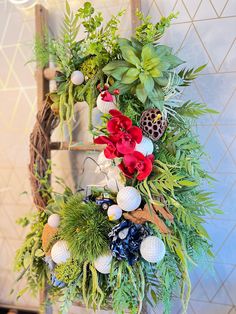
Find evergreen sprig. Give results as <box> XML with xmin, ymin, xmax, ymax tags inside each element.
<box><xmin>59</xmin><ymin>194</ymin><xmax>113</xmax><ymax>262</ymax></box>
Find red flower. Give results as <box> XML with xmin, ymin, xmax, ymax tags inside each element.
<box><xmin>94</xmin><ymin>110</ymin><xmax>143</xmax><ymax>157</ymax></box>
<box><xmin>94</xmin><ymin>136</ymin><xmax>119</xmax><ymax>159</ymax></box>
<box><xmin>116</xmin><ymin>133</ymin><xmax>136</xmax><ymax>154</ymax></box>
<box><xmin>107</xmin><ymin>109</ymin><xmax>143</xmax><ymax>144</ymax></box>
<box><xmin>107</xmin><ymin>110</ymin><xmax>132</xmax><ymax>134</ymax></box>
<box><xmin>115</xmin><ymin>126</ymin><xmax>142</xmax><ymax>155</ymax></box>
<box><xmin>119</xmin><ymin>151</ymin><xmax>154</xmax><ymax>181</ymax></box>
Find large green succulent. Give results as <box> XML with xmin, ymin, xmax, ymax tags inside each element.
<box><xmin>103</xmin><ymin>39</ymin><xmax>184</xmax><ymax>108</ymax></box>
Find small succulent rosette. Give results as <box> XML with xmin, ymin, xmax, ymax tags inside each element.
<box><xmin>109</xmin><ymin>220</ymin><xmax>149</xmax><ymax>266</ymax></box>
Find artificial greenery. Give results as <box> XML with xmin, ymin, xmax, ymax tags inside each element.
<box><xmin>135</xmin><ymin>11</ymin><xmax>178</xmax><ymax>44</ymax></box>
<box><xmin>14</xmin><ymin>2</ymin><xmax>220</xmax><ymax>314</ymax></box>
<box><xmin>103</xmin><ymin>41</ymin><xmax>183</xmax><ymax>108</ymax></box>
<box><xmin>110</xmin><ymin>260</ymin><xmax>145</xmax><ymax>314</ymax></box>
<box><xmin>134</xmin><ymin>99</ymin><xmax>218</xmax><ymax>312</ymax></box>
<box><xmin>34</xmin><ymin>1</ymin><xmax>124</xmax><ymax>142</ymax></box>
<box><xmin>14</xmin><ymin>210</ymin><xmax>47</xmax><ymax>298</ymax></box>
<box><xmin>54</xmin><ymin>259</ymin><xmax>81</xmax><ymax>284</ymax></box>
<box><xmin>59</xmin><ymin>193</ymin><xmax>113</xmax><ymax>262</ymax></box>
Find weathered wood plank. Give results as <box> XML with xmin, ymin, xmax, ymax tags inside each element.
<box><xmin>50</xmin><ymin>142</ymin><xmax>106</xmax><ymax>152</ymax></box>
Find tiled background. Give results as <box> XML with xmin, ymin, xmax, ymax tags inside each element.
<box><xmin>0</xmin><ymin>0</ymin><xmax>235</xmax><ymax>313</ymax></box>
<box><xmin>141</xmin><ymin>1</ymin><xmax>236</xmax><ymax>313</ymax></box>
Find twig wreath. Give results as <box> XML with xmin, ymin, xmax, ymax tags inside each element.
<box><xmin>14</xmin><ymin>2</ymin><xmax>220</xmax><ymax>314</ymax></box>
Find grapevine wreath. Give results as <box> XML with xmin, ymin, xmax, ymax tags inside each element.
<box><xmin>14</xmin><ymin>2</ymin><xmax>219</xmax><ymax>314</ymax></box>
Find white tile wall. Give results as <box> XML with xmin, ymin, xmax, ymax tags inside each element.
<box><xmin>141</xmin><ymin>0</ymin><xmax>236</xmax><ymax>313</ymax></box>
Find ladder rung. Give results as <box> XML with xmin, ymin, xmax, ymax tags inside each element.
<box><xmin>50</xmin><ymin>142</ymin><xmax>106</xmax><ymax>152</ymax></box>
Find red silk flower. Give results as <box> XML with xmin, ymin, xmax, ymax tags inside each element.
<box><xmin>107</xmin><ymin>110</ymin><xmax>133</xmax><ymax>134</ymax></box>
<box><xmin>94</xmin><ymin>135</ymin><xmax>120</xmax><ymax>159</ymax></box>
<box><xmin>94</xmin><ymin>110</ymin><xmax>143</xmax><ymax>157</ymax></box>
<box><xmin>119</xmin><ymin>151</ymin><xmax>154</xmax><ymax>181</ymax></box>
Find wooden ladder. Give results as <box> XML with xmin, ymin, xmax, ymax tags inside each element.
<box><xmin>34</xmin><ymin>1</ymin><xmax>142</xmax><ymax>313</ymax></box>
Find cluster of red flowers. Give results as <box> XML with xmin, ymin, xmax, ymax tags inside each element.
<box><xmin>94</xmin><ymin>110</ymin><xmax>154</xmax><ymax>181</ymax></box>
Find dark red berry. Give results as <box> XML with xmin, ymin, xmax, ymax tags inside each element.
<box><xmin>113</xmin><ymin>89</ymin><xmax>120</xmax><ymax>95</ymax></box>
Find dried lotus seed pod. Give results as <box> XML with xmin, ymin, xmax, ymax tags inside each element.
<box><xmin>140</xmin><ymin>109</ymin><xmax>167</xmax><ymax>141</ymax></box>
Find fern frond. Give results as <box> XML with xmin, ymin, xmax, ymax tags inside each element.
<box><xmin>34</xmin><ymin>33</ymin><xmax>50</xmax><ymax>67</ymax></box>
<box><xmin>61</xmin><ymin>1</ymin><xmax>80</xmax><ymax>50</ymax></box>
<box><xmin>178</xmin><ymin>64</ymin><xmax>206</xmax><ymax>86</ymax></box>
<box><xmin>176</xmin><ymin>101</ymin><xmax>218</xmax><ymax>118</ymax></box>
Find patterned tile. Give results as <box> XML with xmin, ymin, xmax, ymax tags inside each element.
<box><xmin>153</xmin><ymin>0</ymin><xmax>178</xmax><ymax>16</ymax></box>
<box><xmin>194</xmin><ymin>73</ymin><xmax>236</xmax><ymax>114</ymax></box>
<box><xmin>173</xmin><ymin>0</ymin><xmax>192</xmax><ymax>23</ymax></box>
<box><xmin>191</xmin><ymin>281</ymin><xmax>209</xmax><ymax>301</ymax></box>
<box><xmin>183</xmin><ymin>0</ymin><xmax>202</xmax><ymax>18</ymax></box>
<box><xmin>214</xmin><ymin>263</ymin><xmax>235</xmax><ymax>283</ymax></box>
<box><xmin>1</xmin><ymin>11</ymin><xmax>24</xmax><ymax>46</ymax></box>
<box><xmin>219</xmin><ymin>91</ymin><xmax>236</xmax><ymax>124</ymax></box>
<box><xmin>209</xmin><ymin>174</ymin><xmax>236</xmax><ymax>219</ymax></box>
<box><xmin>212</xmin><ymin>285</ymin><xmax>234</xmax><ymax>305</ymax></box>
<box><xmin>194</xmin><ymin>0</ymin><xmax>218</xmax><ymax>19</ymax></box>
<box><xmin>194</xmin><ymin>18</ymin><xmax>236</xmax><ymax>70</ymax></box>
<box><xmin>177</xmin><ymin>24</ymin><xmax>216</xmax><ymax>72</ymax></box>
<box><xmin>190</xmin><ymin>300</ymin><xmax>232</xmax><ymax>314</ymax></box>
<box><xmin>141</xmin><ymin>0</ymin><xmax>162</xmax><ymax>21</ymax></box>
<box><xmin>205</xmin><ymin>219</ymin><xmax>235</xmax><ymax>254</ymax></box>
<box><xmin>229</xmin><ymin>307</ymin><xmax>236</xmax><ymax>314</ymax></box>
<box><xmin>216</xmin><ymin>226</ymin><xmax>236</xmax><ymax>264</ymax></box>
<box><xmin>210</xmin><ymin>0</ymin><xmax>230</xmax><ymax>16</ymax></box>
<box><xmin>224</xmin><ymin>268</ymin><xmax>236</xmax><ymax>305</ymax></box>
<box><xmin>222</xmin><ymin>0</ymin><xmax>236</xmax><ymax>17</ymax></box>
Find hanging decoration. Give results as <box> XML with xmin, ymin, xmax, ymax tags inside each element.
<box><xmin>135</xmin><ymin>136</ymin><xmax>154</xmax><ymax>156</ymax></box>
<box><xmin>70</xmin><ymin>70</ymin><xmax>85</xmax><ymax>85</ymax></box>
<box><xmin>109</xmin><ymin>220</ymin><xmax>149</xmax><ymax>266</ymax></box>
<box><xmin>48</xmin><ymin>213</ymin><xmax>60</xmax><ymax>228</ymax></box>
<box><xmin>94</xmin><ymin>253</ymin><xmax>113</xmax><ymax>274</ymax></box>
<box><xmin>14</xmin><ymin>2</ymin><xmax>219</xmax><ymax>314</ymax></box>
<box><xmin>51</xmin><ymin>240</ymin><xmax>71</xmax><ymax>264</ymax></box>
<box><xmin>96</xmin><ymin>91</ymin><xmax>117</xmax><ymax>113</ymax></box>
<box><xmin>140</xmin><ymin>236</ymin><xmax>166</xmax><ymax>263</ymax></box>
<box><xmin>117</xmin><ymin>186</ymin><xmax>142</xmax><ymax>212</ymax></box>
<box><xmin>107</xmin><ymin>205</ymin><xmax>123</xmax><ymax>221</ymax></box>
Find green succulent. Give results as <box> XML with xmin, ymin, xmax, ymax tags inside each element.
<box><xmin>103</xmin><ymin>39</ymin><xmax>184</xmax><ymax>108</ymax></box>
